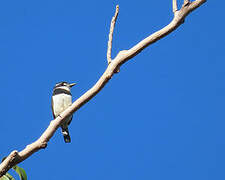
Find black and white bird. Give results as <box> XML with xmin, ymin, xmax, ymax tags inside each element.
<box><xmin>51</xmin><ymin>82</ymin><xmax>76</xmax><ymax>143</ymax></box>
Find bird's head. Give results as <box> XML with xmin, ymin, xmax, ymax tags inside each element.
<box><xmin>54</xmin><ymin>81</ymin><xmax>76</xmax><ymax>91</ymax></box>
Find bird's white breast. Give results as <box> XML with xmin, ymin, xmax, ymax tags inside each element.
<box><xmin>52</xmin><ymin>93</ymin><xmax>72</xmax><ymax>117</ymax></box>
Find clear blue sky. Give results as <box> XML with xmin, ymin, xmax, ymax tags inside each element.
<box><xmin>1</xmin><ymin>1</ymin><xmax>224</xmax><ymax>180</ymax></box>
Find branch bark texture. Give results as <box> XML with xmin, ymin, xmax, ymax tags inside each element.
<box><xmin>107</xmin><ymin>5</ymin><xmax>119</xmax><ymax>65</ymax></box>
<box><xmin>0</xmin><ymin>0</ymin><xmax>206</xmax><ymax>177</ymax></box>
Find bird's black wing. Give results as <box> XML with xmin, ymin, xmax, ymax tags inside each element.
<box><xmin>51</xmin><ymin>96</ymin><xmax>56</xmax><ymax>119</ymax></box>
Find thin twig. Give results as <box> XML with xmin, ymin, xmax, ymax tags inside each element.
<box><xmin>173</xmin><ymin>0</ymin><xmax>178</xmax><ymax>13</ymax></box>
<box><xmin>107</xmin><ymin>5</ymin><xmax>119</xmax><ymax>65</ymax></box>
<box><xmin>0</xmin><ymin>0</ymin><xmax>206</xmax><ymax>177</ymax></box>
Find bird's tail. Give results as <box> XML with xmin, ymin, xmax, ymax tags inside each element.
<box><xmin>61</xmin><ymin>126</ymin><xmax>71</xmax><ymax>143</ymax></box>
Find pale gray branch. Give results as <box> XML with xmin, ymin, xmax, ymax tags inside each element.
<box><xmin>173</xmin><ymin>0</ymin><xmax>178</xmax><ymax>13</ymax></box>
<box><xmin>107</xmin><ymin>5</ymin><xmax>119</xmax><ymax>65</ymax></box>
<box><xmin>0</xmin><ymin>0</ymin><xmax>206</xmax><ymax>177</ymax></box>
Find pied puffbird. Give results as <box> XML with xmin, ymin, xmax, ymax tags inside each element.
<box><xmin>51</xmin><ymin>82</ymin><xmax>76</xmax><ymax>143</ymax></box>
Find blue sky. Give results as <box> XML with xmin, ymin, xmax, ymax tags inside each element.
<box><xmin>1</xmin><ymin>0</ymin><xmax>224</xmax><ymax>180</ymax></box>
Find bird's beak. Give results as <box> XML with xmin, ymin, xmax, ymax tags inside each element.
<box><xmin>69</xmin><ymin>83</ymin><xmax>76</xmax><ymax>87</ymax></box>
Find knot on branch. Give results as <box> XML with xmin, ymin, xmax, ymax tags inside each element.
<box><xmin>115</xmin><ymin>67</ymin><xmax>120</xmax><ymax>73</ymax></box>
<box><xmin>40</xmin><ymin>142</ymin><xmax>47</xmax><ymax>149</ymax></box>
<box><xmin>182</xmin><ymin>0</ymin><xmax>191</xmax><ymax>8</ymax></box>
<box><xmin>6</xmin><ymin>151</ymin><xmax>19</xmax><ymax>164</ymax></box>
<box><xmin>0</xmin><ymin>150</ymin><xmax>19</xmax><ymax>177</ymax></box>
<box><xmin>10</xmin><ymin>151</ymin><xmax>18</xmax><ymax>159</ymax></box>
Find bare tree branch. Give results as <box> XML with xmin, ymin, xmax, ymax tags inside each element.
<box><xmin>173</xmin><ymin>0</ymin><xmax>178</xmax><ymax>13</ymax></box>
<box><xmin>0</xmin><ymin>0</ymin><xmax>206</xmax><ymax>177</ymax></box>
<box><xmin>107</xmin><ymin>5</ymin><xmax>119</xmax><ymax>65</ymax></box>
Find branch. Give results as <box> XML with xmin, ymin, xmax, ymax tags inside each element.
<box><xmin>107</xmin><ymin>5</ymin><xmax>119</xmax><ymax>65</ymax></box>
<box><xmin>0</xmin><ymin>0</ymin><xmax>206</xmax><ymax>177</ymax></box>
<box><xmin>173</xmin><ymin>0</ymin><xmax>178</xmax><ymax>13</ymax></box>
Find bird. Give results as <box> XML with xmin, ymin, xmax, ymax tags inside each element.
<box><xmin>51</xmin><ymin>81</ymin><xmax>76</xmax><ymax>143</ymax></box>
